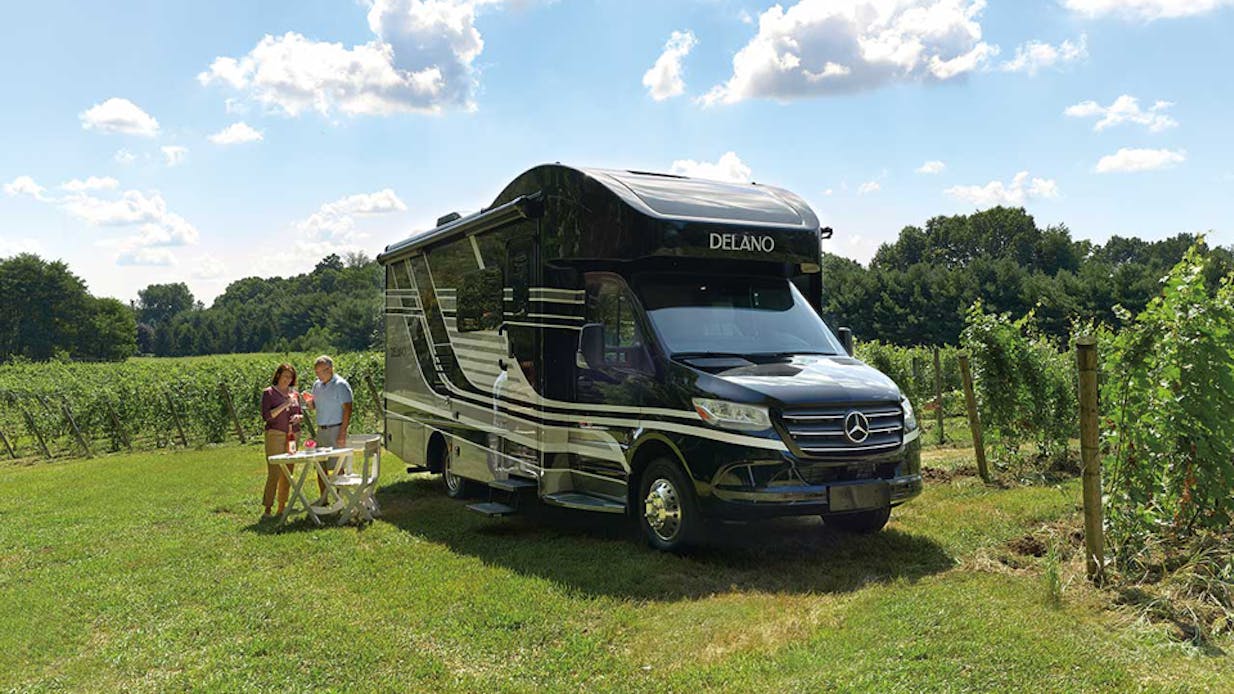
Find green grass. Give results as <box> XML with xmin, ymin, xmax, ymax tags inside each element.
<box><xmin>2</xmin><ymin>447</ymin><xmax>1230</xmax><ymax>692</ymax></box>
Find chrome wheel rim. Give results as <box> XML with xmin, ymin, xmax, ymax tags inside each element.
<box><xmin>443</xmin><ymin>466</ymin><xmax>461</xmax><ymax>493</ymax></box>
<box><xmin>643</xmin><ymin>478</ymin><xmax>682</xmax><ymax>542</ymax></box>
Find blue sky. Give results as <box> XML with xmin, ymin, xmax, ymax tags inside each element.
<box><xmin>1</xmin><ymin>0</ymin><xmax>1231</xmax><ymax>304</ymax></box>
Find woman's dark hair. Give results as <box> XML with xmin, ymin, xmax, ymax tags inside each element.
<box><xmin>271</xmin><ymin>363</ymin><xmax>297</xmax><ymax>387</ymax></box>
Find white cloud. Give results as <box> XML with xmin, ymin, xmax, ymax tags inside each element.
<box><xmin>858</xmin><ymin>180</ymin><xmax>881</xmax><ymax>194</ymax></box>
<box><xmin>190</xmin><ymin>255</ymin><xmax>227</xmax><ymax>280</ymax></box>
<box><xmin>3</xmin><ymin>175</ymin><xmax>50</xmax><ymax>201</ymax></box>
<box><xmin>823</xmin><ymin>188</ymin><xmax>834</xmax><ymax>195</ymax></box>
<box><xmin>1000</xmin><ymin>34</ymin><xmax>1087</xmax><ymax>75</ymax></box>
<box><xmin>161</xmin><ymin>145</ymin><xmax>189</xmax><ymax>166</ymax></box>
<box><xmin>1094</xmin><ymin>147</ymin><xmax>1186</xmax><ymax>173</ymax></box>
<box><xmin>79</xmin><ymin>97</ymin><xmax>160</xmax><ymax>137</ymax></box>
<box><xmin>916</xmin><ymin>160</ymin><xmax>946</xmax><ymax>174</ymax></box>
<box><xmin>944</xmin><ymin>171</ymin><xmax>1059</xmax><ymax>207</ymax></box>
<box><xmin>198</xmin><ymin>0</ymin><xmax>503</xmax><ymax>117</ymax></box>
<box><xmin>114</xmin><ymin>149</ymin><xmax>137</xmax><ymax>165</ymax></box>
<box><xmin>669</xmin><ymin>151</ymin><xmax>754</xmax><ymax>182</ymax></box>
<box><xmin>1063</xmin><ymin>0</ymin><xmax>1234</xmax><ymax>20</ymax></box>
<box><xmin>642</xmin><ymin>30</ymin><xmax>698</xmax><ymax>101</ymax></box>
<box><xmin>207</xmin><ymin>122</ymin><xmax>264</xmax><ymax>145</ymax></box>
<box><xmin>294</xmin><ymin>188</ymin><xmax>408</xmax><ymax>255</ymax></box>
<box><xmin>117</xmin><ymin>248</ymin><xmax>177</xmax><ymax>267</ymax></box>
<box><xmin>1064</xmin><ymin>95</ymin><xmax>1177</xmax><ymax>132</ymax></box>
<box><xmin>701</xmin><ymin>0</ymin><xmax>996</xmax><ymax>105</ymax></box>
<box><xmin>60</xmin><ymin>176</ymin><xmax>120</xmax><ymax>192</ymax></box>
<box><xmin>3</xmin><ymin>175</ymin><xmax>200</xmax><ymax>266</ymax></box>
<box><xmin>0</xmin><ymin>237</ymin><xmax>46</xmax><ymax>257</ymax></box>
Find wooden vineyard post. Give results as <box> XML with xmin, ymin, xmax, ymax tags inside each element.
<box><xmin>105</xmin><ymin>400</ymin><xmax>132</xmax><ymax>451</ymax></box>
<box><xmin>0</xmin><ymin>428</ymin><xmax>15</xmax><ymax>459</ymax></box>
<box><xmin>165</xmin><ymin>390</ymin><xmax>189</xmax><ymax>447</ymax></box>
<box><xmin>1076</xmin><ymin>336</ymin><xmax>1105</xmax><ymax>584</ymax></box>
<box><xmin>364</xmin><ymin>373</ymin><xmax>384</xmax><ymax>429</ymax></box>
<box><xmin>61</xmin><ymin>401</ymin><xmax>93</xmax><ymax>458</ymax></box>
<box><xmin>218</xmin><ymin>382</ymin><xmax>247</xmax><ymax>444</ymax></box>
<box><xmin>958</xmin><ymin>353</ymin><xmax>991</xmax><ymax>483</ymax></box>
<box><xmin>22</xmin><ymin>407</ymin><xmax>51</xmax><ymax>459</ymax></box>
<box><xmin>933</xmin><ymin>347</ymin><xmax>945</xmax><ymax>446</ymax></box>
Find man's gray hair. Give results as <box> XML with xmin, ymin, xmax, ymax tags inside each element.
<box><xmin>314</xmin><ymin>355</ymin><xmax>334</xmax><ymax>368</ymax></box>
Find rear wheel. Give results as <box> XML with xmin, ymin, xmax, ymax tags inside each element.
<box><xmin>441</xmin><ymin>445</ymin><xmax>477</xmax><ymax>499</ymax></box>
<box><xmin>638</xmin><ymin>458</ymin><xmax>701</xmax><ymax>552</ymax></box>
<box><xmin>822</xmin><ymin>505</ymin><xmax>891</xmax><ymax>533</ymax></box>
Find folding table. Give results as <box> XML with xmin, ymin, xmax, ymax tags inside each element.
<box><xmin>268</xmin><ymin>446</ymin><xmax>356</xmax><ymax>528</ymax></box>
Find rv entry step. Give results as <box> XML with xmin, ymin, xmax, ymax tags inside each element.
<box><xmin>488</xmin><ymin>476</ymin><xmax>537</xmax><ymax>493</ymax></box>
<box><xmin>466</xmin><ymin>501</ymin><xmax>518</xmax><ymax>517</ymax></box>
<box><xmin>543</xmin><ymin>492</ymin><xmax>625</xmax><ymax>514</ymax></box>
<box><xmin>405</xmin><ymin>465</ymin><xmax>432</xmax><ymax>474</ymax></box>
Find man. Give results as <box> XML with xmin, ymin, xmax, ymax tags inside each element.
<box><xmin>306</xmin><ymin>355</ymin><xmax>353</xmax><ymax>503</ymax></box>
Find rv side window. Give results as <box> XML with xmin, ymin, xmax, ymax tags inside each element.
<box><xmin>456</xmin><ymin>267</ymin><xmax>503</xmax><ymax>332</ymax></box>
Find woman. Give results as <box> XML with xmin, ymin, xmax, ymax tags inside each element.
<box><xmin>261</xmin><ymin>363</ymin><xmax>303</xmax><ymax>517</ymax></box>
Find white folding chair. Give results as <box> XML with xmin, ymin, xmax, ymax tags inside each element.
<box><xmin>335</xmin><ymin>434</ymin><xmax>382</xmax><ymax>525</ymax></box>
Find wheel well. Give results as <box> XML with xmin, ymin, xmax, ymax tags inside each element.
<box><xmin>426</xmin><ymin>431</ymin><xmax>448</xmax><ymax>473</ymax></box>
<box><xmin>627</xmin><ymin>438</ymin><xmax>685</xmax><ymax>511</ymax></box>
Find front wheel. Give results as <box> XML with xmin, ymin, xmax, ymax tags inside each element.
<box><xmin>638</xmin><ymin>458</ymin><xmax>701</xmax><ymax>552</ymax></box>
<box><xmin>822</xmin><ymin>505</ymin><xmax>892</xmax><ymax>533</ymax></box>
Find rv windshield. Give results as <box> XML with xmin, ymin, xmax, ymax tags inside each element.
<box><xmin>636</xmin><ymin>275</ymin><xmax>844</xmax><ymax>357</ymax></box>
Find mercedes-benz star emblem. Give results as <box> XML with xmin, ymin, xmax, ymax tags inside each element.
<box><xmin>843</xmin><ymin>411</ymin><xmax>871</xmax><ymax>444</ymax></box>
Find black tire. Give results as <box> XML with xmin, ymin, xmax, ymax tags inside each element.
<box><xmin>638</xmin><ymin>458</ymin><xmax>702</xmax><ymax>552</ymax></box>
<box><xmin>822</xmin><ymin>505</ymin><xmax>892</xmax><ymax>534</ymax></box>
<box><xmin>441</xmin><ymin>446</ymin><xmax>477</xmax><ymax>499</ymax></box>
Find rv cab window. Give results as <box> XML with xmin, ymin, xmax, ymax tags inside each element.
<box><xmin>584</xmin><ymin>274</ymin><xmax>648</xmax><ymax>370</ymax></box>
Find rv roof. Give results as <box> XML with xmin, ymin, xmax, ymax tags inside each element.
<box><xmin>583</xmin><ymin>168</ymin><xmax>806</xmax><ymax>227</ymax></box>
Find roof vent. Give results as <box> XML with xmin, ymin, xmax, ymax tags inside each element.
<box><xmin>436</xmin><ymin>212</ymin><xmax>462</xmax><ymax>227</ymax></box>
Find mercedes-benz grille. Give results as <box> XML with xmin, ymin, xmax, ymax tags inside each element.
<box><xmin>778</xmin><ymin>403</ymin><xmax>904</xmax><ymax>458</ymax></box>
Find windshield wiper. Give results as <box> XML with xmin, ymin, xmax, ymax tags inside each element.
<box><xmin>672</xmin><ymin>351</ymin><xmax>753</xmax><ymax>360</ymax></box>
<box><xmin>746</xmin><ymin>351</ymin><xmax>838</xmax><ymax>358</ymax></box>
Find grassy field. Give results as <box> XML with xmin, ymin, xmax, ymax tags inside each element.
<box><xmin>2</xmin><ymin>445</ymin><xmax>1230</xmax><ymax>692</ymax></box>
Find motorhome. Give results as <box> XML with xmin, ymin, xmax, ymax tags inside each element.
<box><xmin>376</xmin><ymin>164</ymin><xmax>921</xmax><ymax>551</ymax></box>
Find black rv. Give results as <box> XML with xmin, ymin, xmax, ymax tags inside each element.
<box><xmin>376</xmin><ymin>164</ymin><xmax>921</xmax><ymax>551</ymax></box>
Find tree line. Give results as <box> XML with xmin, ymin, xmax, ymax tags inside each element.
<box><xmin>1</xmin><ymin>207</ymin><xmax>1229</xmax><ymax>362</ymax></box>
<box><xmin>821</xmin><ymin>206</ymin><xmax>1232</xmax><ymax>346</ymax></box>
<box><xmin>0</xmin><ymin>252</ymin><xmax>383</xmax><ymax>362</ymax></box>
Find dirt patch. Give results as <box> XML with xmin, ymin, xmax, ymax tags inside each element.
<box><xmin>1006</xmin><ymin>534</ymin><xmax>1048</xmax><ymax>558</ymax></box>
<box><xmin>921</xmin><ymin>465</ymin><xmax>979</xmax><ymax>483</ymax></box>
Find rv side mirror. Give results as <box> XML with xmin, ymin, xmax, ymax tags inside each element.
<box><xmin>579</xmin><ymin>323</ymin><xmax>605</xmax><ymax>370</ymax></box>
<box><xmin>838</xmin><ymin>327</ymin><xmax>854</xmax><ymax>356</ymax></box>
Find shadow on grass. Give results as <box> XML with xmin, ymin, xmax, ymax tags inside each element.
<box><xmin>372</xmin><ymin>477</ymin><xmax>956</xmax><ymax>601</ymax></box>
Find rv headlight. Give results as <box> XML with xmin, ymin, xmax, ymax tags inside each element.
<box><xmin>692</xmin><ymin>398</ymin><xmax>771</xmax><ymax>432</ymax></box>
<box><xmin>901</xmin><ymin>396</ymin><xmax>918</xmax><ymax>432</ymax></box>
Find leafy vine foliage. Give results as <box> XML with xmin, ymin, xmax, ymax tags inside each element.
<box><xmin>960</xmin><ymin>304</ymin><xmax>1076</xmax><ymax>476</ymax></box>
<box><xmin>0</xmin><ymin>352</ymin><xmax>384</xmax><ymax>458</ymax></box>
<box><xmin>1101</xmin><ymin>244</ymin><xmax>1234</xmax><ymax>559</ymax></box>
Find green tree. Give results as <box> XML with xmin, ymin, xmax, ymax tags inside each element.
<box><xmin>78</xmin><ymin>297</ymin><xmax>138</xmax><ymax>361</ymax></box>
<box><xmin>0</xmin><ymin>254</ymin><xmax>91</xmax><ymax>361</ymax></box>
<box><xmin>135</xmin><ymin>283</ymin><xmax>197</xmax><ymax>327</ymax></box>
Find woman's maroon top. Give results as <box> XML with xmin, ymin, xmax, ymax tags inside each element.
<box><xmin>261</xmin><ymin>386</ymin><xmax>302</xmax><ymax>433</ymax></box>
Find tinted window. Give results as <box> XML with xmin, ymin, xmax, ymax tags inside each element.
<box><xmin>584</xmin><ymin>274</ymin><xmax>647</xmax><ymax>370</ymax></box>
<box><xmin>456</xmin><ymin>267</ymin><xmax>502</xmax><ymax>332</ymax></box>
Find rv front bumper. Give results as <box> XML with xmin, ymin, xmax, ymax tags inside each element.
<box><xmin>703</xmin><ymin>474</ymin><xmax>922</xmax><ymax>520</ymax></box>
<box><xmin>693</xmin><ymin>434</ymin><xmax>923</xmax><ymax>520</ymax></box>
